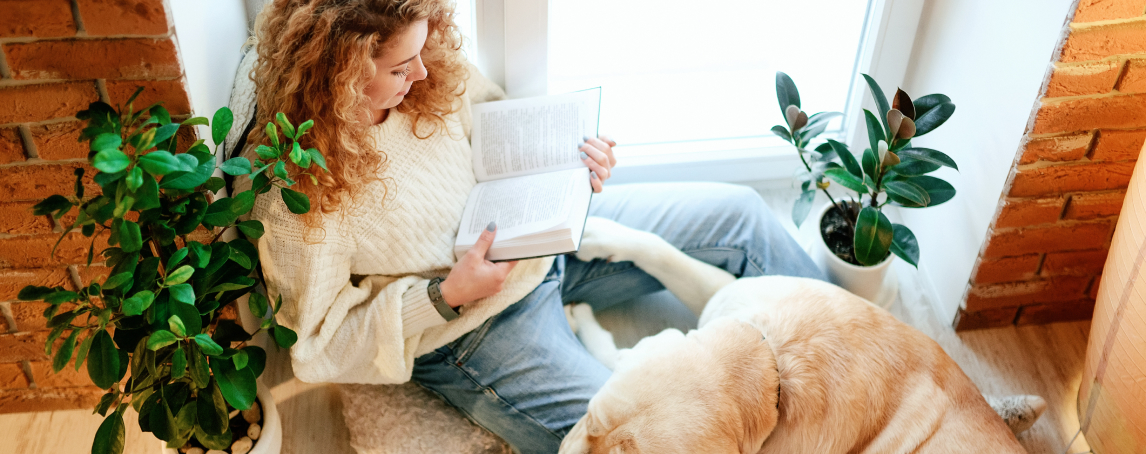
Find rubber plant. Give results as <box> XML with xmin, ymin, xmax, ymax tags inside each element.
<box><xmin>771</xmin><ymin>72</ymin><xmax>844</xmax><ymax>228</ymax></box>
<box><xmin>775</xmin><ymin>72</ymin><xmax>958</xmax><ymax>267</ymax></box>
<box><xmin>16</xmin><ymin>88</ymin><xmax>325</xmax><ymax>454</ymax></box>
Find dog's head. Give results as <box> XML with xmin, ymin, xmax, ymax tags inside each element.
<box><xmin>560</xmin><ymin>317</ymin><xmax>780</xmax><ymax>454</ymax></box>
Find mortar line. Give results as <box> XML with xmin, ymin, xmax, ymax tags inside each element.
<box><xmin>0</xmin><ymin>302</ymin><xmax>16</xmax><ymax>334</ymax></box>
<box><xmin>0</xmin><ymin>47</ymin><xmax>11</xmax><ymax>79</ymax></box>
<box><xmin>16</xmin><ymin>124</ymin><xmax>37</xmax><ymax>160</ymax></box>
<box><xmin>1082</xmin><ymin>129</ymin><xmax>1100</xmax><ymax>160</ymax></box>
<box><xmin>1111</xmin><ymin>58</ymin><xmax>1132</xmax><ymax>92</ymax></box>
<box><xmin>95</xmin><ymin>79</ymin><xmax>110</xmax><ymax>104</ymax></box>
<box><xmin>19</xmin><ymin>360</ymin><xmax>35</xmax><ymax>389</ymax></box>
<box><xmin>69</xmin><ymin>0</ymin><xmax>86</xmax><ymax>35</ymax></box>
<box><xmin>67</xmin><ymin>265</ymin><xmax>84</xmax><ymax>291</ymax></box>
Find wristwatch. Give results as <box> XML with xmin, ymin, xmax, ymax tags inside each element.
<box><xmin>427</xmin><ymin>277</ymin><xmax>459</xmax><ymax>321</ymax></box>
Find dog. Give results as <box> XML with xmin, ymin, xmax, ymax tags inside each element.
<box><xmin>558</xmin><ymin>217</ymin><xmax>1040</xmax><ymax>454</ymax></box>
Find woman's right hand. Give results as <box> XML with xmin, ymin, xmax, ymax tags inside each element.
<box><xmin>440</xmin><ymin>222</ymin><xmax>519</xmax><ymax>308</ymax></box>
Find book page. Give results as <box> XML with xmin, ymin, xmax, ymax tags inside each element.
<box><xmin>471</xmin><ymin>88</ymin><xmax>601</xmax><ymax>182</ymax></box>
<box><xmin>456</xmin><ymin>168</ymin><xmax>588</xmax><ymax>248</ymax></box>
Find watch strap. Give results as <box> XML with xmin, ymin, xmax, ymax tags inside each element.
<box><xmin>428</xmin><ymin>277</ymin><xmax>459</xmax><ymax>321</ymax></box>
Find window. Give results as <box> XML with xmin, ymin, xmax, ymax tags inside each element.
<box><xmin>546</xmin><ymin>0</ymin><xmax>870</xmax><ymax>159</ymax></box>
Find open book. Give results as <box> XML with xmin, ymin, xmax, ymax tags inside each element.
<box><xmin>454</xmin><ymin>88</ymin><xmax>601</xmax><ymax>261</ymax></box>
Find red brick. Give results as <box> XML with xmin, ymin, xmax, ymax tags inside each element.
<box><xmin>74</xmin><ymin>265</ymin><xmax>112</xmax><ymax>288</ymax></box>
<box><xmin>995</xmin><ymin>197</ymin><xmax>1065</xmax><ymax>228</ymax></box>
<box><xmin>983</xmin><ymin>220</ymin><xmax>1113</xmax><ymax>257</ymax></box>
<box><xmin>1090</xmin><ymin>273</ymin><xmax>1103</xmax><ymax>299</ymax></box>
<box><xmin>0</xmin><ymin>162</ymin><xmax>99</xmax><ymax>202</ymax></box>
<box><xmin>1016</xmin><ymin>299</ymin><xmax>1096</xmax><ymax>325</ymax></box>
<box><xmin>106</xmin><ymin>79</ymin><xmax>191</xmax><ymax>116</ymax></box>
<box><xmin>0</xmin><ymin>0</ymin><xmax>76</xmax><ymax>38</ymax></box>
<box><xmin>1065</xmin><ymin>190</ymin><xmax>1126</xmax><ymax>219</ymax></box>
<box><xmin>0</xmin><ymin>363</ymin><xmax>28</xmax><ymax>389</ymax></box>
<box><xmin>5</xmin><ymin>38</ymin><xmax>181</xmax><ymax>81</ymax></box>
<box><xmin>1021</xmin><ymin>133</ymin><xmax>1094</xmax><ymax>164</ymax></box>
<box><xmin>0</xmin><ymin>267</ymin><xmax>71</xmax><ymax>302</ymax></box>
<box><xmin>1033</xmin><ymin>93</ymin><xmax>1146</xmax><ymax>134</ymax></box>
<box><xmin>1046</xmin><ymin>61</ymin><xmax>1123</xmax><ymax>97</ymax></box>
<box><xmin>0</xmin><ymin>202</ymin><xmax>56</xmax><ymax>235</ymax></box>
<box><xmin>27</xmin><ymin>361</ymin><xmax>94</xmax><ymax>388</ymax></box>
<box><xmin>966</xmin><ymin>276</ymin><xmax>1091</xmax><ymax>311</ymax></box>
<box><xmin>30</xmin><ymin>121</ymin><xmax>88</xmax><ymax>161</ymax></box>
<box><xmin>1119</xmin><ymin>59</ymin><xmax>1146</xmax><ymax>94</ymax></box>
<box><xmin>953</xmin><ymin>307</ymin><xmax>1020</xmax><ymax>331</ymax></box>
<box><xmin>0</xmin><ymin>232</ymin><xmax>110</xmax><ymax>269</ymax></box>
<box><xmin>76</xmin><ymin>0</ymin><xmax>168</xmax><ymax>36</ymax></box>
<box><xmin>1091</xmin><ymin>129</ymin><xmax>1146</xmax><ymax>161</ymax></box>
<box><xmin>0</xmin><ymin>332</ymin><xmax>49</xmax><ymax>363</ymax></box>
<box><xmin>1009</xmin><ymin>161</ymin><xmax>1134</xmax><ymax>197</ymax></box>
<box><xmin>1061</xmin><ymin>20</ymin><xmax>1146</xmax><ymax>63</ymax></box>
<box><xmin>0</xmin><ymin>386</ymin><xmax>104</xmax><ymax>413</ymax></box>
<box><xmin>0</xmin><ymin>82</ymin><xmax>100</xmax><ymax>125</ymax></box>
<box><xmin>1042</xmin><ymin>249</ymin><xmax>1109</xmax><ymax>276</ymax></box>
<box><xmin>9</xmin><ymin>303</ymin><xmax>85</xmax><ymax>333</ymax></box>
<box><xmin>0</xmin><ymin>128</ymin><xmax>25</xmax><ymax>165</ymax></box>
<box><xmin>1074</xmin><ymin>0</ymin><xmax>1146</xmax><ymax>23</ymax></box>
<box><xmin>973</xmin><ymin>254</ymin><xmax>1042</xmax><ymax>285</ymax></box>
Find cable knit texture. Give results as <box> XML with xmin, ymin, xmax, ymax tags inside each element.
<box><xmin>228</xmin><ymin>46</ymin><xmax>554</xmax><ymax>385</ymax></box>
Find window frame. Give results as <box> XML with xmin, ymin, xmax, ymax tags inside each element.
<box><xmin>472</xmin><ymin>0</ymin><xmax>925</xmax><ymax>184</ymax></box>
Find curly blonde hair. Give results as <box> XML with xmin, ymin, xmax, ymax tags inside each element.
<box><xmin>251</xmin><ymin>0</ymin><xmax>467</xmax><ymax>225</ymax></box>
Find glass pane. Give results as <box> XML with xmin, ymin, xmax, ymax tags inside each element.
<box><xmin>455</xmin><ymin>0</ymin><xmax>477</xmax><ymax>62</ymax></box>
<box><xmin>548</xmin><ymin>0</ymin><xmax>869</xmax><ymax>150</ymax></box>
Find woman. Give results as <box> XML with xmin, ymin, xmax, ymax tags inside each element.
<box><xmin>245</xmin><ymin>0</ymin><xmax>824</xmax><ymax>452</ymax></box>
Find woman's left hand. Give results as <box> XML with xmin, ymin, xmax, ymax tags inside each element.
<box><xmin>580</xmin><ymin>135</ymin><xmax>617</xmax><ymax>193</ymax></box>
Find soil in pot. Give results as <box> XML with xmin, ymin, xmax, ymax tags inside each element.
<box><xmin>820</xmin><ymin>202</ymin><xmax>862</xmax><ymax>266</ymax></box>
<box><xmin>176</xmin><ymin>400</ymin><xmax>265</xmax><ymax>454</ymax></box>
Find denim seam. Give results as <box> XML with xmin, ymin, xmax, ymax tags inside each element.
<box><xmin>566</xmin><ymin>245</ymin><xmax>765</xmax><ymax>294</ymax></box>
<box><xmin>445</xmin><ymin>359</ymin><xmax>566</xmax><ymax>442</ymax></box>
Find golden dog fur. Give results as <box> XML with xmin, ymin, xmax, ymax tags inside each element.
<box><xmin>559</xmin><ymin>218</ymin><xmax>1026</xmax><ymax>454</ymax></box>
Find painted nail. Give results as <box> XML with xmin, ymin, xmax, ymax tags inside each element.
<box><xmin>590</xmin><ymin>171</ymin><xmax>598</xmax><ymax>180</ymax></box>
<box><xmin>580</xmin><ymin>151</ymin><xmax>589</xmax><ymax>160</ymax></box>
<box><xmin>583</xmin><ymin>135</ymin><xmax>592</xmax><ymax>141</ymax></box>
<box><xmin>486</xmin><ymin>221</ymin><xmax>496</xmax><ymax>231</ymax></box>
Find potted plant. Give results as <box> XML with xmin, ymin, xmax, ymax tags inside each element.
<box><xmin>773</xmin><ymin>72</ymin><xmax>958</xmax><ymax>304</ymax></box>
<box><xmin>17</xmin><ymin>88</ymin><xmax>326</xmax><ymax>454</ymax></box>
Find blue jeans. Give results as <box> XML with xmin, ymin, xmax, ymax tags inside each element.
<box><xmin>411</xmin><ymin>182</ymin><xmax>824</xmax><ymax>453</ymax></box>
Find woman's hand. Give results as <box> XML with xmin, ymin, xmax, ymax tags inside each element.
<box><xmin>440</xmin><ymin>222</ymin><xmax>518</xmax><ymax>308</ymax></box>
<box><xmin>580</xmin><ymin>135</ymin><xmax>617</xmax><ymax>193</ymax></box>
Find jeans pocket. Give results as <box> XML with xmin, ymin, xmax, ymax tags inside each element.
<box><xmin>451</xmin><ymin>316</ymin><xmax>496</xmax><ymax>366</ymax></box>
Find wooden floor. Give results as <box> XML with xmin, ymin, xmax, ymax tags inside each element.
<box><xmin>0</xmin><ymin>188</ymin><xmax>1094</xmax><ymax>454</ymax></box>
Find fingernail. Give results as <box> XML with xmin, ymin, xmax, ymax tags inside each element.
<box><xmin>583</xmin><ymin>135</ymin><xmax>592</xmax><ymax>141</ymax></box>
<box><xmin>590</xmin><ymin>171</ymin><xmax>598</xmax><ymax>180</ymax></box>
<box><xmin>580</xmin><ymin>151</ymin><xmax>589</xmax><ymax>160</ymax></box>
<box><xmin>486</xmin><ymin>221</ymin><xmax>496</xmax><ymax>231</ymax></box>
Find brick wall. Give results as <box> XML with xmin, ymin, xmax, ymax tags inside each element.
<box><xmin>959</xmin><ymin>0</ymin><xmax>1146</xmax><ymax>330</ymax></box>
<box><xmin>0</xmin><ymin>0</ymin><xmax>191</xmax><ymax>413</ymax></box>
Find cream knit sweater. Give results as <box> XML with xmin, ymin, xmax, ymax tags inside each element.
<box><xmin>235</xmin><ymin>64</ymin><xmax>554</xmax><ymax>385</ymax></box>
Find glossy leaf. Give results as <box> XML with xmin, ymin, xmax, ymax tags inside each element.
<box><xmin>862</xmin><ymin>73</ymin><xmax>891</xmax><ymax>134</ymax></box>
<box><xmin>308</xmin><ymin>148</ymin><xmax>328</xmax><ymax>171</ymax></box>
<box><xmin>146</xmin><ymin>331</ymin><xmax>179</xmax><ymax>350</ymax></box>
<box><xmin>197</xmin><ymin>379</ymin><xmax>229</xmax><ymax>435</ymax></box>
<box><xmin>168</xmin><ymin>283</ymin><xmax>194</xmax><ymax>305</ymax></box>
<box><xmin>281</xmin><ymin>187</ymin><xmax>310</xmax><ymax>214</ymax></box>
<box><xmin>863</xmin><ymin>109</ymin><xmax>885</xmax><ymax>154</ymax></box>
<box><xmin>93</xmin><ymin>150</ymin><xmax>130</xmax><ymax>173</ymax></box>
<box><xmin>53</xmin><ymin>328</ymin><xmax>80</xmax><ymax>373</ymax></box>
<box><xmin>211</xmin><ymin>353</ymin><xmax>257</xmax><ymax>410</ymax></box>
<box><xmin>188</xmin><ymin>346</ymin><xmax>210</xmax><ymax>388</ymax></box>
<box><xmin>912</xmin><ymin>94</ymin><xmax>951</xmax><ymax>119</ymax></box>
<box><xmin>276</xmin><ymin>112</ymin><xmax>296</xmax><ymax>138</ymax></box>
<box><xmin>827</xmin><ymin>139</ymin><xmax>861</xmax><ymax>178</ymax></box>
<box><xmin>913</xmin><ymin>102</ymin><xmax>955</xmax><ymax>137</ymax></box>
<box><xmin>183</xmin><ymin>116</ymin><xmax>209</xmax><ymax>127</ymax></box>
<box><xmin>220</xmin><ymin>157</ymin><xmax>252</xmax><ymax>176</ymax></box>
<box><xmin>90</xmin><ymin>133</ymin><xmax>122</xmax><ymax>152</ymax></box>
<box><xmin>164</xmin><ymin>265</ymin><xmax>194</xmax><ymax>286</ymax></box>
<box><xmin>771</xmin><ymin>125</ymin><xmax>792</xmax><ymax>143</ymax></box>
<box><xmin>211</xmin><ymin>107</ymin><xmax>234</xmax><ymax>145</ymax></box>
<box><xmin>171</xmin><ymin>347</ymin><xmax>187</xmax><ymax>379</ymax></box>
<box><xmin>87</xmin><ymin>330</ymin><xmax>119</xmax><ymax>390</ymax></box>
<box><xmin>121</xmin><ymin>290</ymin><xmax>155</xmax><ymax>316</ymax></box>
<box><xmin>194</xmin><ymin>334</ymin><xmax>223</xmax><ymax>356</ymax></box>
<box><xmin>159</xmin><ymin>161</ymin><xmax>214</xmax><ymax>190</ymax></box>
<box><xmin>137</xmin><ymin>150</ymin><xmax>189</xmax><ymax>176</ymax></box>
<box><xmin>232</xmin><ymin>349</ymin><xmax>249</xmax><ymax>370</ymax></box>
<box><xmin>853</xmin><ymin>207</ymin><xmax>893</xmax><ymax>266</ymax></box>
<box><xmin>92</xmin><ymin>411</ymin><xmax>125</xmax><ymax>454</ymax></box>
<box><xmin>75</xmin><ymin>331</ymin><xmax>95</xmax><ymax>371</ymax></box>
<box><xmin>861</xmin><ymin>148</ymin><xmax>878</xmax><ymax>181</ymax></box>
<box><xmin>824</xmin><ymin>168</ymin><xmax>867</xmax><ymax>193</ymax></box>
<box><xmin>125</xmin><ymin>167</ymin><xmax>143</xmax><ymax>192</ymax></box>
<box><xmin>892</xmin><ymin>176</ymin><xmax>956</xmax><ymax>208</ymax></box>
<box><xmin>890</xmin><ymin>224</ymin><xmax>920</xmax><ymax>268</ymax></box>
<box><xmin>169</xmin><ymin>298</ymin><xmax>202</xmax><ymax>335</ymax></box>
<box><xmin>792</xmin><ymin>189</ymin><xmax>816</xmax><ymax>228</ymax></box>
<box><xmin>884</xmin><ymin>180</ymin><xmax>930</xmax><ymax>206</ymax></box>
<box><xmin>271</xmin><ymin>325</ymin><xmax>298</xmax><ymax>348</ymax></box>
<box><xmin>266</xmin><ymin>122</ymin><xmax>280</xmax><ymax>147</ymax></box>
<box><xmin>775</xmin><ymin>71</ymin><xmax>801</xmax><ymax>115</ymax></box>
<box><xmin>237</xmin><ymin>220</ymin><xmax>264</xmax><ymax>239</ymax></box>
<box><xmin>168</xmin><ymin>315</ymin><xmax>186</xmax><ymax>337</ymax></box>
<box><xmin>296</xmin><ymin>118</ymin><xmax>315</xmax><ymax>137</ymax></box>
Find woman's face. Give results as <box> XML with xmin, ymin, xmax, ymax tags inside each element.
<box><xmin>364</xmin><ymin>20</ymin><xmax>430</xmax><ymax>119</ymax></box>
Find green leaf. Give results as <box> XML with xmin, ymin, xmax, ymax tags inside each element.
<box><xmin>204</xmin><ymin>176</ymin><xmax>226</xmax><ymax>193</ymax></box>
<box><xmin>167</xmin><ymin>315</ymin><xmax>186</xmax><ymax>337</ymax></box>
<box><xmin>119</xmin><ymin>220</ymin><xmax>143</xmax><ymax>253</ymax></box>
<box><xmin>132</xmin><ymin>176</ymin><xmax>160</xmax><ymax>210</ymax></box>
<box><xmin>228</xmin><ymin>246</ymin><xmax>252</xmax><ymax>269</ymax></box>
<box><xmin>32</xmin><ymin>195</ymin><xmax>72</xmax><ymax>217</ymax></box>
<box><xmin>146</xmin><ymin>331</ymin><xmax>179</xmax><ymax>350</ymax></box>
<box><xmin>53</xmin><ymin>328</ymin><xmax>81</xmax><ymax>373</ymax></box>
<box><xmin>220</xmin><ymin>157</ymin><xmax>252</xmax><ymax>176</ymax></box>
<box><xmin>183</xmin><ymin>116</ymin><xmax>210</xmax><ymax>127</ymax></box>
<box><xmin>103</xmin><ymin>271</ymin><xmax>133</xmax><ymax>290</ymax></box>
<box><xmin>863</xmin><ymin>109</ymin><xmax>885</xmax><ymax>156</ymax></box>
<box><xmin>247</xmin><ymin>292</ymin><xmax>269</xmax><ymax>319</ymax></box>
<box><xmin>166</xmin><ymin>248</ymin><xmax>189</xmax><ymax>272</ymax></box>
<box><xmin>273</xmin><ymin>160</ymin><xmax>289</xmax><ymax>180</ymax></box>
<box><xmin>168</xmin><ymin>283</ymin><xmax>194</xmax><ymax>305</ymax></box>
<box><xmin>276</xmin><ymin>112</ymin><xmax>296</xmax><ymax>139</ymax></box>
<box><xmin>188</xmin><ymin>346</ymin><xmax>210</xmax><ymax>388</ymax></box>
<box><xmin>121</xmin><ymin>290</ymin><xmax>155</xmax><ymax>316</ymax></box>
<box><xmin>75</xmin><ymin>331</ymin><xmax>94</xmax><ymax>371</ymax></box>
<box><xmin>137</xmin><ymin>150</ymin><xmax>190</xmax><ymax>176</ymax></box>
<box><xmin>792</xmin><ymin>189</ymin><xmax>816</xmax><ymax>228</ymax></box>
<box><xmin>290</xmin><ymin>141</ymin><xmax>310</xmax><ymax>168</ymax></box>
<box><xmin>884</xmin><ymin>180</ymin><xmax>930</xmax><ymax>206</ymax></box>
<box><xmin>912</xmin><ymin>102</ymin><xmax>956</xmax><ymax>137</ymax></box>
<box><xmin>771</xmin><ymin>125</ymin><xmax>792</xmax><ymax>143</ymax></box>
<box><xmin>890</xmin><ymin>224</ymin><xmax>920</xmax><ymax>268</ymax></box>
<box><xmin>146</xmin><ymin>123</ymin><xmax>180</xmax><ymax>150</ymax></box>
<box><xmin>896</xmin><ymin>148</ymin><xmax>957</xmax><ymax>171</ymax></box>
<box><xmin>232</xmin><ymin>349</ymin><xmax>249</xmax><ymax>370</ymax></box>
<box><xmin>92</xmin><ymin>150</ymin><xmax>130</xmax><ymax>173</ymax></box>
<box><xmin>309</xmin><ymin>148</ymin><xmax>328</xmax><ymax>172</ymax></box>
<box><xmin>169</xmin><ymin>402</ymin><xmax>196</xmax><ymax>448</ymax></box>
<box><xmin>94</xmin><ymin>391</ymin><xmax>117</xmax><ymax>417</ymax></box>
<box><xmin>91</xmin><ymin>411</ymin><xmax>125</xmax><ymax>454</ymax></box>
<box><xmin>18</xmin><ymin>285</ymin><xmax>55</xmax><ymax>301</ymax></box>
<box><xmin>87</xmin><ymin>330</ymin><xmax>119</xmax><ymax>390</ymax></box>
<box><xmin>255</xmin><ymin>144</ymin><xmax>277</xmax><ymax>160</ymax></box>
<box><xmin>188</xmin><ymin>241</ymin><xmax>211</xmax><ymax>268</ymax></box>
<box><xmin>237</xmin><ymin>220</ymin><xmax>264</xmax><ymax>239</ymax></box>
<box><xmin>893</xmin><ymin>176</ymin><xmax>956</xmax><ymax>208</ymax></box>
<box><xmin>211</xmin><ymin>106</ymin><xmax>234</xmax><ymax>145</ymax></box>
<box><xmin>201</xmin><ymin>197</ymin><xmax>237</xmax><ymax>227</ymax></box>
<box><xmin>211</xmin><ymin>353</ymin><xmax>257</xmax><ymax>410</ymax></box>
<box><xmin>194</xmin><ymin>424</ymin><xmax>233</xmax><ymax>451</ymax></box>
<box><xmin>164</xmin><ymin>265</ymin><xmax>194</xmax><ymax>286</ymax></box>
<box><xmin>194</xmin><ymin>334</ymin><xmax>223</xmax><ymax>356</ymax></box>
<box><xmin>231</xmin><ymin>190</ymin><xmax>256</xmax><ymax>217</ymax></box>
<box><xmin>775</xmin><ymin>71</ymin><xmax>801</xmax><ymax>115</ymax></box>
<box><xmin>198</xmin><ymin>378</ymin><xmax>230</xmax><ymax>435</ymax></box>
<box><xmin>125</xmin><ymin>167</ymin><xmax>143</xmax><ymax>192</ymax></box>
<box><xmin>150</xmin><ymin>105</ymin><xmax>171</xmax><ymax>125</ymax></box>
<box><xmin>853</xmin><ymin>207</ymin><xmax>893</xmax><ymax>266</ymax></box>
<box><xmin>168</xmin><ymin>299</ymin><xmax>202</xmax><ymax>336</ymax></box>
<box><xmin>159</xmin><ymin>161</ymin><xmax>214</xmax><ymax>190</ymax></box>
<box><xmin>824</xmin><ymin>168</ymin><xmax>867</xmax><ymax>193</ymax></box>
<box><xmin>148</xmin><ymin>395</ymin><xmax>176</xmax><ymax>441</ymax></box>
<box><xmin>90</xmin><ymin>133</ymin><xmax>122</xmax><ymax>152</ymax></box>
<box><xmin>912</xmin><ymin>94</ymin><xmax>952</xmax><ymax>119</ymax></box>
<box><xmin>271</xmin><ymin>325</ymin><xmax>298</xmax><ymax>348</ymax></box>
<box><xmin>826</xmin><ymin>139</ymin><xmax>861</xmax><ymax>179</ymax></box>
<box><xmin>170</xmin><ymin>347</ymin><xmax>187</xmax><ymax>379</ymax></box>
<box><xmin>861</xmin><ymin>73</ymin><xmax>891</xmax><ymax>134</ymax></box>
<box><xmin>296</xmin><ymin>118</ymin><xmax>314</xmax><ymax>137</ymax></box>
<box><xmin>891</xmin><ymin>158</ymin><xmax>941</xmax><ymax>177</ymax></box>
<box><xmin>266</xmin><ymin>122</ymin><xmax>280</xmax><ymax>147</ymax></box>
<box><xmin>281</xmin><ymin>187</ymin><xmax>310</xmax><ymax>214</ymax></box>
<box><xmin>861</xmin><ymin>147</ymin><xmax>878</xmax><ymax>181</ymax></box>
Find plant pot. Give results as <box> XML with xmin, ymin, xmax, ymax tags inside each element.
<box><xmin>802</xmin><ymin>202</ymin><xmax>899</xmax><ymax>309</ymax></box>
<box><xmin>162</xmin><ymin>382</ymin><xmax>281</xmax><ymax>454</ymax></box>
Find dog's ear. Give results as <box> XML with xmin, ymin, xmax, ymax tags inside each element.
<box><xmin>694</xmin><ymin>318</ymin><xmax>781</xmax><ymax>453</ymax></box>
<box><xmin>559</xmin><ymin>415</ymin><xmax>593</xmax><ymax>454</ymax></box>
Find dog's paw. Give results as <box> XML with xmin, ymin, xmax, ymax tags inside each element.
<box><xmin>985</xmin><ymin>394</ymin><xmax>1047</xmax><ymax>436</ymax></box>
<box><xmin>576</xmin><ymin>217</ymin><xmax>659</xmax><ymax>264</ymax></box>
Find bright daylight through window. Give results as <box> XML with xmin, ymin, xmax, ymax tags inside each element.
<box><xmin>547</xmin><ymin>0</ymin><xmax>869</xmax><ymax>158</ymax></box>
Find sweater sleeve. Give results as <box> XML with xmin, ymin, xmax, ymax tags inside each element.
<box><xmin>252</xmin><ymin>192</ymin><xmax>446</xmax><ymax>384</ymax></box>
<box><xmin>465</xmin><ymin>62</ymin><xmax>507</xmax><ymax>104</ymax></box>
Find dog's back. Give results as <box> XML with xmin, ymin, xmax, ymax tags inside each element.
<box><xmin>701</xmin><ymin>277</ymin><xmax>1024</xmax><ymax>454</ymax></box>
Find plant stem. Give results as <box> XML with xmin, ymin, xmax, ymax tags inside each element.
<box><xmin>822</xmin><ymin>188</ymin><xmax>856</xmax><ymax>230</ymax></box>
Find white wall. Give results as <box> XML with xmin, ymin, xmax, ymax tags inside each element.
<box><xmin>169</xmin><ymin>0</ymin><xmax>251</xmax><ymax>149</ymax></box>
<box><xmin>895</xmin><ymin>0</ymin><xmax>1074</xmax><ymax>322</ymax></box>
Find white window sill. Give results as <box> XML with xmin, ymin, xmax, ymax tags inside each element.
<box><xmin>608</xmin><ymin>135</ymin><xmax>812</xmax><ymax>185</ymax></box>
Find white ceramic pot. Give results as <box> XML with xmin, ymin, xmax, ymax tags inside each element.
<box><xmin>804</xmin><ymin>202</ymin><xmax>899</xmax><ymax>309</ymax></box>
<box><xmin>161</xmin><ymin>382</ymin><xmax>281</xmax><ymax>454</ymax></box>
